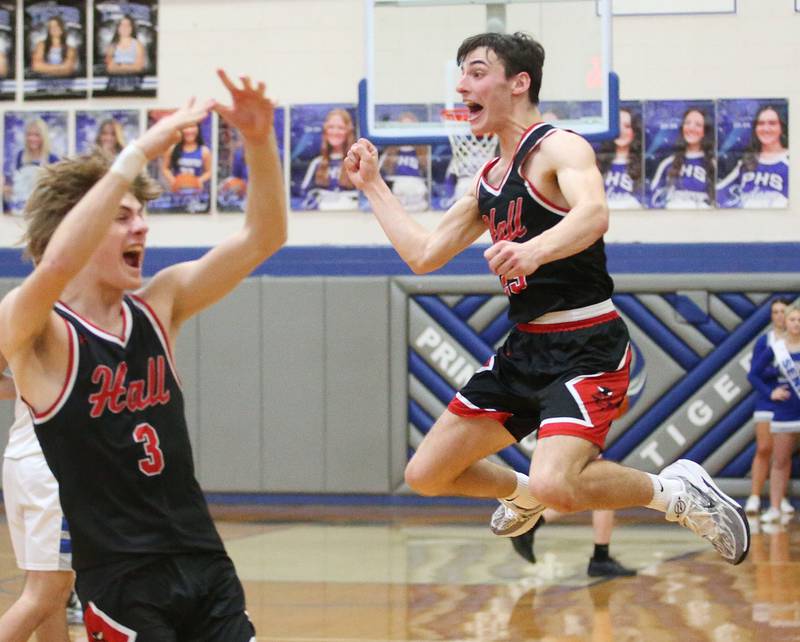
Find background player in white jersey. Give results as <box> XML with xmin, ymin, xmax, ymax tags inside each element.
<box><xmin>0</xmin><ymin>353</ymin><xmax>79</xmax><ymax>641</ymax></box>
<box><xmin>344</xmin><ymin>31</ymin><xmax>748</xmax><ymax>566</ymax></box>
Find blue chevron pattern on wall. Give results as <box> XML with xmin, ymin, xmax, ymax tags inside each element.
<box><xmin>406</xmin><ymin>289</ymin><xmax>800</xmax><ymax>480</ymax></box>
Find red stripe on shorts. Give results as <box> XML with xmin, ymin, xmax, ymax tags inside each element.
<box><xmin>516</xmin><ymin>310</ymin><xmax>619</xmax><ymax>333</ymax></box>
<box><xmin>447</xmin><ymin>395</ymin><xmax>512</xmax><ymax>425</ymax></box>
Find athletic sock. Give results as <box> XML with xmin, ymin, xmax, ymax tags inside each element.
<box><xmin>503</xmin><ymin>472</ymin><xmax>540</xmax><ymax>509</ymax></box>
<box><xmin>646</xmin><ymin>473</ymin><xmax>683</xmax><ymax>512</ymax></box>
<box><xmin>592</xmin><ymin>543</ymin><xmax>609</xmax><ymax>562</ymax></box>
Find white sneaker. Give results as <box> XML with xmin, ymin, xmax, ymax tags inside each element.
<box><xmin>66</xmin><ymin>590</ymin><xmax>83</xmax><ymax>625</ymax></box>
<box><xmin>744</xmin><ymin>495</ymin><xmax>761</xmax><ymax>515</ymax></box>
<box><xmin>660</xmin><ymin>459</ymin><xmax>750</xmax><ymax>565</ymax></box>
<box><xmin>780</xmin><ymin>498</ymin><xmax>795</xmax><ymax>514</ymax></box>
<box><xmin>489</xmin><ymin>498</ymin><xmax>545</xmax><ymax>537</ymax></box>
<box><xmin>761</xmin><ymin>506</ymin><xmax>781</xmax><ymax>523</ymax></box>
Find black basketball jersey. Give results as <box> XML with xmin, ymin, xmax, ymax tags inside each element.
<box><xmin>32</xmin><ymin>295</ymin><xmax>224</xmax><ymax>571</ymax></box>
<box><xmin>478</xmin><ymin>122</ymin><xmax>614</xmax><ymax>323</ymax></box>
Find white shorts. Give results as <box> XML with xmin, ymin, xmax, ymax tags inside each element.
<box><xmin>3</xmin><ymin>454</ymin><xmax>72</xmax><ymax>571</ymax></box>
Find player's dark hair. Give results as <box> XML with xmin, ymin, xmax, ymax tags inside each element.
<box><xmin>743</xmin><ymin>105</ymin><xmax>788</xmax><ymax>173</ymax></box>
<box><xmin>170</xmin><ymin>124</ymin><xmax>206</xmax><ymax>174</ymax></box>
<box><xmin>667</xmin><ymin>107</ymin><xmax>716</xmax><ymax>204</ymax></box>
<box><xmin>456</xmin><ymin>32</ymin><xmax>545</xmax><ymax>105</ymax></box>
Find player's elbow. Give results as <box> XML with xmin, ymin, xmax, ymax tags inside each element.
<box><xmin>408</xmin><ymin>259</ymin><xmax>432</xmax><ymax>275</ymax></box>
<box><xmin>588</xmin><ymin>201</ymin><xmax>609</xmax><ymax>236</ymax></box>
<box><xmin>408</xmin><ymin>253</ymin><xmax>442</xmax><ymax>275</ymax></box>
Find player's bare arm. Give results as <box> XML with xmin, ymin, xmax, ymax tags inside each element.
<box><xmin>484</xmin><ymin>131</ymin><xmax>608</xmax><ymax>279</ymax></box>
<box><xmin>141</xmin><ymin>70</ymin><xmax>287</xmax><ymax>336</ymax></box>
<box><xmin>0</xmin><ymin>99</ymin><xmax>212</xmax><ymax>409</ymax></box>
<box><xmin>345</xmin><ymin>137</ymin><xmax>486</xmax><ymax>273</ymax></box>
<box><xmin>0</xmin><ymin>350</ymin><xmax>14</xmax><ymax>400</ymax></box>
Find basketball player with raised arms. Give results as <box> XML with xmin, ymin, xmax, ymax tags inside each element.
<box><xmin>345</xmin><ymin>32</ymin><xmax>749</xmax><ymax>565</ymax></box>
<box><xmin>0</xmin><ymin>70</ymin><xmax>286</xmax><ymax>640</ymax></box>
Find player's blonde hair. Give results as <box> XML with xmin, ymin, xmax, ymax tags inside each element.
<box><xmin>24</xmin><ymin>150</ymin><xmax>161</xmax><ymax>264</ymax></box>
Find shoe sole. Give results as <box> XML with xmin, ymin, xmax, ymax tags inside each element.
<box><xmin>668</xmin><ymin>459</ymin><xmax>750</xmax><ymax>565</ymax></box>
<box><xmin>490</xmin><ymin>504</ymin><xmax>544</xmax><ymax>538</ymax></box>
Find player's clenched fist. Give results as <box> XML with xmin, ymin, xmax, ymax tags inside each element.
<box><xmin>344</xmin><ymin>138</ymin><xmax>380</xmax><ymax>189</ymax></box>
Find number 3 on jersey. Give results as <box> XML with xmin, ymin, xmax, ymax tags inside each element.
<box><xmin>133</xmin><ymin>423</ymin><xmax>165</xmax><ymax>476</ymax></box>
<box><xmin>501</xmin><ymin>274</ymin><xmax>528</xmax><ymax>296</ymax></box>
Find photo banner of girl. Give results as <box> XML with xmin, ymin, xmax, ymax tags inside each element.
<box><xmin>290</xmin><ymin>104</ymin><xmax>358</xmax><ymax>211</ymax></box>
<box><xmin>23</xmin><ymin>0</ymin><xmax>86</xmax><ymax>99</ymax></box>
<box><xmin>0</xmin><ymin>3</ymin><xmax>16</xmax><ymax>99</ymax></box>
<box><xmin>593</xmin><ymin>100</ymin><xmax>645</xmax><ymax>209</ymax></box>
<box><xmin>75</xmin><ymin>109</ymin><xmax>141</xmax><ymax>156</ymax></box>
<box><xmin>3</xmin><ymin>110</ymin><xmax>67</xmax><ymax>215</ymax></box>
<box><xmin>717</xmin><ymin>98</ymin><xmax>789</xmax><ymax>209</ymax></box>
<box><xmin>218</xmin><ymin>107</ymin><xmax>285</xmax><ymax>213</ymax></box>
<box><xmin>363</xmin><ymin>104</ymin><xmax>430</xmax><ymax>212</ymax></box>
<box><xmin>93</xmin><ymin>0</ymin><xmax>157</xmax><ymax>97</ymax></box>
<box><xmin>645</xmin><ymin>100</ymin><xmax>716</xmax><ymax>209</ymax></box>
<box><xmin>146</xmin><ymin>109</ymin><xmax>212</xmax><ymax>214</ymax></box>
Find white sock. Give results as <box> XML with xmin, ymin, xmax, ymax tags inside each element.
<box><xmin>646</xmin><ymin>473</ymin><xmax>683</xmax><ymax>512</ymax></box>
<box><xmin>503</xmin><ymin>472</ymin><xmax>539</xmax><ymax>509</ymax></box>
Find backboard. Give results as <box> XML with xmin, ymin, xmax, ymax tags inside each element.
<box><xmin>360</xmin><ymin>0</ymin><xmax>618</xmax><ymax>145</ymax></box>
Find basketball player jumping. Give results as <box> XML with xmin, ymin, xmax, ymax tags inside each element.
<box><xmin>0</xmin><ymin>70</ymin><xmax>286</xmax><ymax>639</ymax></box>
<box><xmin>344</xmin><ymin>32</ymin><xmax>749</xmax><ymax>565</ymax></box>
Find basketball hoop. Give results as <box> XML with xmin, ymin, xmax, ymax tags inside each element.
<box><xmin>440</xmin><ymin>108</ymin><xmax>499</xmax><ymax>177</ymax></box>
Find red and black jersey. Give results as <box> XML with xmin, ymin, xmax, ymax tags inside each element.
<box><xmin>31</xmin><ymin>295</ymin><xmax>224</xmax><ymax>571</ymax></box>
<box><xmin>478</xmin><ymin>122</ymin><xmax>614</xmax><ymax>323</ymax></box>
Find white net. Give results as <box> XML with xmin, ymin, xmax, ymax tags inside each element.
<box><xmin>441</xmin><ymin>108</ymin><xmax>499</xmax><ymax>177</ymax></box>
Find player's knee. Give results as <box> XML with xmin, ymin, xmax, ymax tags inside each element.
<box><xmin>755</xmin><ymin>441</ymin><xmax>772</xmax><ymax>458</ymax></box>
<box><xmin>404</xmin><ymin>460</ymin><xmax>445</xmax><ymax>496</ymax></box>
<box><xmin>23</xmin><ymin>571</ymin><xmax>73</xmax><ymax>608</ymax></box>
<box><xmin>529</xmin><ymin>476</ymin><xmax>580</xmax><ymax>513</ymax></box>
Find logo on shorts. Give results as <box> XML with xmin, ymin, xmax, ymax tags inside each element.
<box><xmin>593</xmin><ymin>385</ymin><xmax>617</xmax><ymax>412</ymax></box>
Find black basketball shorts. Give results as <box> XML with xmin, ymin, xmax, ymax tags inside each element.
<box><xmin>447</xmin><ymin>308</ymin><xmax>631</xmax><ymax>448</ymax></box>
<box><xmin>76</xmin><ymin>552</ymin><xmax>255</xmax><ymax>642</ymax></box>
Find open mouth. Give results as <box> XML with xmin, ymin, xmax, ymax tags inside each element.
<box><xmin>464</xmin><ymin>101</ymin><xmax>484</xmax><ymax>120</ymax></box>
<box><xmin>122</xmin><ymin>249</ymin><xmax>143</xmax><ymax>269</ymax></box>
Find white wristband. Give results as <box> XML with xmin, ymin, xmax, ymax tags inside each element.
<box><xmin>110</xmin><ymin>144</ymin><xmax>147</xmax><ymax>183</ymax></box>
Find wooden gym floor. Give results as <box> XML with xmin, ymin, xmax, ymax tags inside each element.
<box><xmin>0</xmin><ymin>503</ymin><xmax>797</xmax><ymax>641</ymax></box>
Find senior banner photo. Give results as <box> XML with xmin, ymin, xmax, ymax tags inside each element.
<box><xmin>93</xmin><ymin>0</ymin><xmax>158</xmax><ymax>97</ymax></box>
<box><xmin>23</xmin><ymin>0</ymin><xmax>87</xmax><ymax>99</ymax></box>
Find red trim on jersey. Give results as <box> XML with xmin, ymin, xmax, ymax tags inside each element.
<box><xmin>128</xmin><ymin>294</ymin><xmax>176</xmax><ymax>365</ymax></box>
<box><xmin>517</xmin><ymin>127</ymin><xmax>570</xmax><ymax>213</ymax></box>
<box><xmin>56</xmin><ymin>300</ymin><xmax>128</xmax><ymax>343</ymax></box>
<box><xmin>516</xmin><ymin>310</ymin><xmax>619</xmax><ymax>333</ymax></box>
<box><xmin>31</xmin><ymin>316</ymin><xmax>75</xmax><ymax>420</ymax></box>
<box><xmin>480</xmin><ymin>121</ymin><xmax>545</xmax><ymax>193</ymax></box>
<box><xmin>447</xmin><ymin>396</ymin><xmax>512</xmax><ymax>425</ymax></box>
<box><xmin>524</xmin><ymin>178</ymin><xmax>570</xmax><ymax>213</ymax></box>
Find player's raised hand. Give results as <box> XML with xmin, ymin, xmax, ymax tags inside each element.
<box><xmin>214</xmin><ymin>69</ymin><xmax>276</xmax><ymax>145</ymax></box>
<box><xmin>137</xmin><ymin>97</ymin><xmax>214</xmax><ymax>160</ymax></box>
<box><xmin>344</xmin><ymin>138</ymin><xmax>380</xmax><ymax>190</ymax></box>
